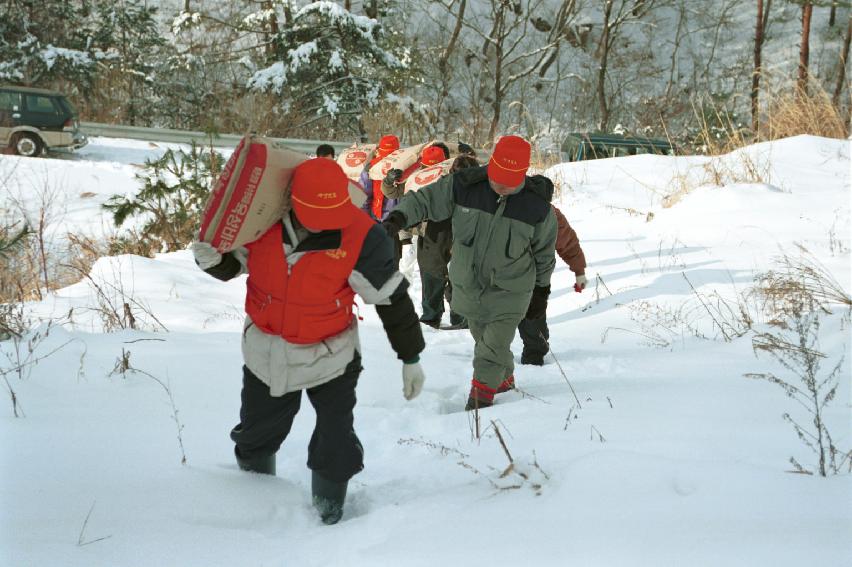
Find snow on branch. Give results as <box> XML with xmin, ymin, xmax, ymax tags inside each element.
<box><xmin>41</xmin><ymin>46</ymin><xmax>93</xmax><ymax>70</ymax></box>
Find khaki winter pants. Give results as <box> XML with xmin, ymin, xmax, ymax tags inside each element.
<box><xmin>467</xmin><ymin>316</ymin><xmax>524</xmax><ymax>389</ymax></box>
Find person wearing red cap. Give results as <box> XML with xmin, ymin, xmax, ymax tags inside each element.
<box><xmin>360</xmin><ymin>134</ymin><xmax>400</xmax><ymax>222</ymax></box>
<box><xmin>191</xmin><ymin>158</ymin><xmax>426</xmax><ymax>524</ymax></box>
<box><xmin>358</xmin><ymin>134</ymin><xmax>403</xmax><ymax>263</ymax></box>
<box><xmin>383</xmin><ymin>135</ymin><xmax>557</xmax><ymax>410</ymax></box>
<box><xmin>517</xmin><ymin>183</ymin><xmax>588</xmax><ymax>366</ymax></box>
<box><xmin>382</xmin><ymin>142</ymin><xmax>468</xmax><ymax>329</ymax></box>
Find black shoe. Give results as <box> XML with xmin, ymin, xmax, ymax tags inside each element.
<box><xmin>449</xmin><ymin>314</ymin><xmax>468</xmax><ymax>329</ymax></box>
<box><xmin>464</xmin><ymin>396</ymin><xmax>494</xmax><ymax>411</ymax></box>
<box><xmin>234</xmin><ymin>446</ymin><xmax>276</xmax><ymax>475</ymax></box>
<box><xmin>520</xmin><ymin>353</ymin><xmax>544</xmax><ymax>366</ymax></box>
<box><xmin>312</xmin><ymin>471</ymin><xmax>348</xmax><ymax>525</ymax></box>
<box><xmin>419</xmin><ymin>318</ymin><xmax>441</xmax><ymax>329</ymax></box>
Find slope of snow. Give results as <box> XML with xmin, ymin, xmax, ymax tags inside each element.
<box><xmin>1</xmin><ymin>135</ymin><xmax>850</xmax><ymax>566</ymax></box>
<box><xmin>0</xmin><ymin>137</ymin><xmax>233</xmax><ymax>243</ymax></box>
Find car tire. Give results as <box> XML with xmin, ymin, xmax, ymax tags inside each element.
<box><xmin>12</xmin><ymin>133</ymin><xmax>43</xmax><ymax>157</ymax></box>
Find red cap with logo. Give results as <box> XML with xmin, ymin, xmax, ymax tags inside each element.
<box><xmin>420</xmin><ymin>145</ymin><xmax>446</xmax><ymax>166</ymax></box>
<box><xmin>376</xmin><ymin>135</ymin><xmax>400</xmax><ymax>159</ymax></box>
<box><xmin>487</xmin><ymin>135</ymin><xmax>531</xmax><ymax>187</ymax></box>
<box><xmin>290</xmin><ymin>158</ymin><xmax>354</xmax><ymax>231</ymax></box>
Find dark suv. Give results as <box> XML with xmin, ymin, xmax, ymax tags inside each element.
<box><xmin>0</xmin><ymin>85</ymin><xmax>88</xmax><ymax>156</ymax></box>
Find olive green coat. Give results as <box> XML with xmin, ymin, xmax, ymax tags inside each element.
<box><xmin>394</xmin><ymin>166</ymin><xmax>557</xmax><ymax>322</ymax></box>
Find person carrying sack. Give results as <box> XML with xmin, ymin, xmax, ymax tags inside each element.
<box><xmin>382</xmin><ymin>135</ymin><xmax>557</xmax><ymax>410</ymax></box>
<box><xmin>359</xmin><ymin>134</ymin><xmax>403</xmax><ymax>264</ymax></box>
<box><xmin>191</xmin><ymin>158</ymin><xmax>426</xmax><ymax>524</ymax></box>
<box><xmin>383</xmin><ymin>143</ymin><xmax>470</xmax><ymax>330</ymax></box>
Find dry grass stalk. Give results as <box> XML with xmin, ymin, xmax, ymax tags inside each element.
<box><xmin>747</xmin><ymin>305</ymin><xmax>850</xmax><ymax>476</ymax></box>
<box><xmin>755</xmin><ymin>245</ymin><xmax>852</xmax><ymax>321</ymax></box>
<box><xmin>762</xmin><ymin>84</ymin><xmax>848</xmax><ymax>141</ymax></box>
<box><xmin>109</xmin><ymin>349</ymin><xmax>187</xmax><ymax>465</ymax></box>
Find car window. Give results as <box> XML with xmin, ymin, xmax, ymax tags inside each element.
<box><xmin>25</xmin><ymin>95</ymin><xmax>58</xmax><ymax>114</ymax></box>
<box><xmin>57</xmin><ymin>97</ymin><xmax>76</xmax><ymax>115</ymax></box>
<box><xmin>0</xmin><ymin>91</ymin><xmax>21</xmax><ymax>111</ymax></box>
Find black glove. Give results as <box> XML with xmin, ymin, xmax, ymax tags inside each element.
<box><xmin>384</xmin><ymin>168</ymin><xmax>403</xmax><ymax>186</ymax></box>
<box><xmin>525</xmin><ymin>285</ymin><xmax>550</xmax><ymax>320</ymax></box>
<box><xmin>382</xmin><ymin>210</ymin><xmax>406</xmax><ymax>237</ymax></box>
<box><xmin>458</xmin><ymin>142</ymin><xmax>476</xmax><ymax>157</ymax></box>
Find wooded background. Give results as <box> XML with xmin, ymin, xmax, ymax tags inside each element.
<box><xmin>1</xmin><ymin>0</ymin><xmax>849</xmax><ymax>151</ymax></box>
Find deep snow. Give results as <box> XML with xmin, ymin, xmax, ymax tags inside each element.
<box><xmin>1</xmin><ymin>135</ymin><xmax>850</xmax><ymax>566</ymax></box>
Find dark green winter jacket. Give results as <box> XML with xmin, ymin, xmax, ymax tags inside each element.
<box><xmin>393</xmin><ymin>165</ymin><xmax>557</xmax><ymax>321</ymax></box>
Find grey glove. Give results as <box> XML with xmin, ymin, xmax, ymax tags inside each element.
<box><xmin>402</xmin><ymin>362</ymin><xmax>425</xmax><ymax>400</ymax></box>
<box><xmin>191</xmin><ymin>241</ymin><xmax>222</xmax><ymax>270</ymax></box>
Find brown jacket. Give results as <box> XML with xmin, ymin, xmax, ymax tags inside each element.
<box><xmin>553</xmin><ymin>205</ymin><xmax>586</xmax><ymax>275</ymax></box>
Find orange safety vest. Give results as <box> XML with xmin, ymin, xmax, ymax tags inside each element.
<box><xmin>244</xmin><ymin>213</ymin><xmax>375</xmax><ymax>344</ymax></box>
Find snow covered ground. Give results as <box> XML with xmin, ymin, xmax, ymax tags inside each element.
<box><xmin>1</xmin><ymin>135</ymin><xmax>850</xmax><ymax>566</ymax></box>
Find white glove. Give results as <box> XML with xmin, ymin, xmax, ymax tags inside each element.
<box><xmin>191</xmin><ymin>241</ymin><xmax>223</xmax><ymax>270</ymax></box>
<box><xmin>574</xmin><ymin>273</ymin><xmax>587</xmax><ymax>293</ymax></box>
<box><xmin>402</xmin><ymin>362</ymin><xmax>426</xmax><ymax>401</ymax></box>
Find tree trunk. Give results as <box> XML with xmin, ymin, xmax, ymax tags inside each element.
<box><xmin>439</xmin><ymin>0</ymin><xmax>466</xmax><ymax>75</ymax></box>
<box><xmin>487</xmin><ymin>5</ymin><xmax>507</xmax><ymax>144</ymax></box>
<box><xmin>833</xmin><ymin>15</ymin><xmax>851</xmax><ymax>107</ymax></box>
<box><xmin>538</xmin><ymin>0</ymin><xmax>577</xmax><ymax>77</ymax></box>
<box><xmin>437</xmin><ymin>0</ymin><xmax>466</xmax><ymax>121</ymax></box>
<box><xmin>597</xmin><ymin>0</ymin><xmax>613</xmax><ymax>131</ymax></box>
<box><xmin>829</xmin><ymin>1</ymin><xmax>837</xmax><ymax>27</ymax></box>
<box><xmin>798</xmin><ymin>3</ymin><xmax>813</xmax><ymax>96</ymax></box>
<box><xmin>366</xmin><ymin>0</ymin><xmax>378</xmax><ymax>19</ymax></box>
<box><xmin>752</xmin><ymin>0</ymin><xmax>765</xmax><ymax>132</ymax></box>
<box><xmin>264</xmin><ymin>1</ymin><xmax>279</xmax><ymax>57</ymax></box>
<box><xmin>762</xmin><ymin>0</ymin><xmax>772</xmax><ymax>31</ymax></box>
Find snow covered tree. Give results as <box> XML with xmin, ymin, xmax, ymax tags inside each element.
<box><xmin>246</xmin><ymin>1</ymin><xmax>408</xmax><ymax>138</ymax></box>
<box><xmin>89</xmin><ymin>0</ymin><xmax>166</xmax><ymax>125</ymax></box>
<box><xmin>0</xmin><ymin>1</ymin><xmax>96</xmax><ymax>87</ymax></box>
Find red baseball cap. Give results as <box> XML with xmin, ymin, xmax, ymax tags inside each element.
<box><xmin>376</xmin><ymin>135</ymin><xmax>400</xmax><ymax>158</ymax></box>
<box><xmin>420</xmin><ymin>145</ymin><xmax>446</xmax><ymax>166</ymax></box>
<box><xmin>290</xmin><ymin>158</ymin><xmax>354</xmax><ymax>230</ymax></box>
<box><xmin>487</xmin><ymin>135</ymin><xmax>531</xmax><ymax>187</ymax></box>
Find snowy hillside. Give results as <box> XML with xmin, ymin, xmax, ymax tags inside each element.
<box><xmin>1</xmin><ymin>136</ymin><xmax>850</xmax><ymax>566</ymax></box>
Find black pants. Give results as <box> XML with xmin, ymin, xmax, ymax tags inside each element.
<box><xmin>230</xmin><ymin>355</ymin><xmax>364</xmax><ymax>483</ymax></box>
<box><xmin>392</xmin><ymin>231</ymin><xmax>403</xmax><ymax>269</ymax></box>
<box><xmin>518</xmin><ymin>316</ymin><xmax>550</xmax><ymax>360</ymax></box>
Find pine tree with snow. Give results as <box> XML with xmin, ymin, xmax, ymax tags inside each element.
<box><xmin>89</xmin><ymin>0</ymin><xmax>166</xmax><ymax>125</ymax></box>
<box><xmin>0</xmin><ymin>1</ymin><xmax>95</xmax><ymax>86</ymax></box>
<box><xmin>246</xmin><ymin>1</ymin><xmax>408</xmax><ymax>138</ymax></box>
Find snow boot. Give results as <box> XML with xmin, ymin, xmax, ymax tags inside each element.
<box><xmin>521</xmin><ymin>352</ymin><xmax>544</xmax><ymax>366</ymax></box>
<box><xmin>449</xmin><ymin>312</ymin><xmax>468</xmax><ymax>329</ymax></box>
<box><xmin>312</xmin><ymin>471</ymin><xmax>348</xmax><ymax>525</ymax></box>
<box><xmin>419</xmin><ymin>317</ymin><xmax>441</xmax><ymax>329</ymax></box>
<box><xmin>496</xmin><ymin>375</ymin><xmax>515</xmax><ymax>393</ymax></box>
<box><xmin>234</xmin><ymin>446</ymin><xmax>276</xmax><ymax>475</ymax></box>
<box><xmin>464</xmin><ymin>379</ymin><xmax>495</xmax><ymax>411</ymax></box>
